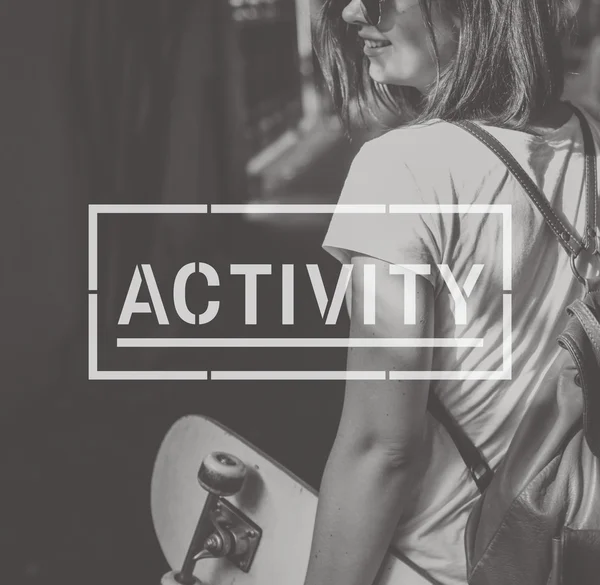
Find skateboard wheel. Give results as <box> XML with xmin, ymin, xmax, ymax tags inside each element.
<box><xmin>198</xmin><ymin>451</ymin><xmax>247</xmax><ymax>496</ymax></box>
<box><xmin>161</xmin><ymin>571</ymin><xmax>200</xmax><ymax>585</ymax></box>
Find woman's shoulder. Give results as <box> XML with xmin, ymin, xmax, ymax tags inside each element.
<box><xmin>358</xmin><ymin>119</ymin><xmax>491</xmax><ymax>179</ymax></box>
<box><xmin>364</xmin><ymin>119</ymin><xmax>459</xmax><ymax>151</ymax></box>
<box><xmin>341</xmin><ymin>120</ymin><xmax>496</xmax><ymax>209</ymax></box>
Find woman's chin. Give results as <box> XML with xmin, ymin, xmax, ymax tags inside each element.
<box><xmin>367</xmin><ymin>63</ymin><xmax>428</xmax><ymax>91</ymax></box>
<box><xmin>367</xmin><ymin>62</ymin><xmax>390</xmax><ymax>84</ymax></box>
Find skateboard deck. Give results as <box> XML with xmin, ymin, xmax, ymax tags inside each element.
<box><xmin>151</xmin><ymin>415</ymin><xmax>436</xmax><ymax>585</ymax></box>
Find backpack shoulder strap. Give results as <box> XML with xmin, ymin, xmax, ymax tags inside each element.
<box><xmin>427</xmin><ymin>104</ymin><xmax>598</xmax><ymax>493</ymax></box>
<box><xmin>452</xmin><ymin>103</ymin><xmax>598</xmax><ymax>259</ymax></box>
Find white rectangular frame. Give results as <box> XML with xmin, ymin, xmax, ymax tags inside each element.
<box><xmin>88</xmin><ymin>204</ymin><xmax>512</xmax><ymax>381</ymax></box>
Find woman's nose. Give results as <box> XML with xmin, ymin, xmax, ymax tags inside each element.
<box><xmin>342</xmin><ymin>0</ymin><xmax>368</xmax><ymax>26</ymax></box>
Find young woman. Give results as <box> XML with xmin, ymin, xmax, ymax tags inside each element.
<box><xmin>304</xmin><ymin>1</ymin><xmax>600</xmax><ymax>585</ymax></box>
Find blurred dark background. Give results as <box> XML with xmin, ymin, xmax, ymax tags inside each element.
<box><xmin>1</xmin><ymin>1</ymin><xmax>599</xmax><ymax>584</ymax></box>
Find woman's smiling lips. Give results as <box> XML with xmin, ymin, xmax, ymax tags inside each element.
<box><xmin>360</xmin><ymin>35</ymin><xmax>392</xmax><ymax>56</ymax></box>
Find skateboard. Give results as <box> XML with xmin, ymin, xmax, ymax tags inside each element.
<box><xmin>151</xmin><ymin>415</ymin><xmax>437</xmax><ymax>585</ymax></box>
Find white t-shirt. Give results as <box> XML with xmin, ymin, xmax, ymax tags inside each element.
<box><xmin>322</xmin><ymin>106</ymin><xmax>600</xmax><ymax>585</ymax></box>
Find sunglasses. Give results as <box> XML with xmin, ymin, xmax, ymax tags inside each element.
<box><xmin>361</xmin><ymin>0</ymin><xmax>384</xmax><ymax>26</ymax></box>
<box><xmin>360</xmin><ymin>0</ymin><xmax>420</xmax><ymax>26</ymax></box>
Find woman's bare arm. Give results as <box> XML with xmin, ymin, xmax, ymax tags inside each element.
<box><xmin>303</xmin><ymin>255</ymin><xmax>435</xmax><ymax>585</ymax></box>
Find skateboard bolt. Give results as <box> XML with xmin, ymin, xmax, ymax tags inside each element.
<box><xmin>205</xmin><ymin>534</ymin><xmax>223</xmax><ymax>554</ymax></box>
<box><xmin>246</xmin><ymin>530</ymin><xmax>257</xmax><ymax>539</ymax></box>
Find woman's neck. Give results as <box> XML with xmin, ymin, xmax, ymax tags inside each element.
<box><xmin>524</xmin><ymin>101</ymin><xmax>573</xmax><ymax>135</ymax></box>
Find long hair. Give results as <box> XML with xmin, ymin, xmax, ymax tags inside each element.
<box><xmin>315</xmin><ymin>0</ymin><xmax>578</xmax><ymax>131</ymax></box>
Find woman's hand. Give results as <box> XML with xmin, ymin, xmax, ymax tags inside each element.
<box><xmin>302</xmin><ymin>255</ymin><xmax>434</xmax><ymax>585</ymax></box>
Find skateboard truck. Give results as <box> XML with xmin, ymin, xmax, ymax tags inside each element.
<box><xmin>162</xmin><ymin>452</ymin><xmax>262</xmax><ymax>585</ymax></box>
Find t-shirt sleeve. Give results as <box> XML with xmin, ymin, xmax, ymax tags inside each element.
<box><xmin>322</xmin><ymin>138</ymin><xmax>442</xmax><ymax>290</ymax></box>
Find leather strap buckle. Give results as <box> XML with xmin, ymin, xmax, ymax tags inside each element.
<box><xmin>470</xmin><ymin>462</ymin><xmax>494</xmax><ymax>493</ymax></box>
<box><xmin>570</xmin><ymin>245</ymin><xmax>600</xmax><ymax>292</ymax></box>
<box><xmin>571</xmin><ymin>254</ymin><xmax>589</xmax><ymax>288</ymax></box>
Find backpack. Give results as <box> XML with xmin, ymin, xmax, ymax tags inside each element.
<box><xmin>427</xmin><ymin>103</ymin><xmax>600</xmax><ymax>585</ymax></box>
